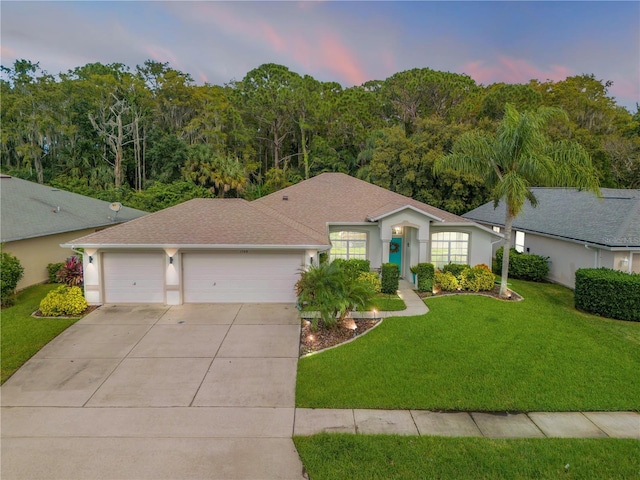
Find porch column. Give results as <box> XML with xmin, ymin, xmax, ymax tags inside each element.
<box><xmin>418</xmin><ymin>240</ymin><xmax>429</xmax><ymax>263</ymax></box>
<box><xmin>382</xmin><ymin>240</ymin><xmax>390</xmax><ymax>265</ymax></box>
<box><xmin>629</xmin><ymin>252</ymin><xmax>634</xmax><ymax>274</ymax></box>
<box><xmin>83</xmin><ymin>250</ymin><xmax>101</xmax><ymax>305</ymax></box>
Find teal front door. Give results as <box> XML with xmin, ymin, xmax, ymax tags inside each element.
<box><xmin>389</xmin><ymin>237</ymin><xmax>403</xmax><ymax>274</ymax></box>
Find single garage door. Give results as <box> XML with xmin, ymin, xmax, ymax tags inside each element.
<box><xmin>103</xmin><ymin>252</ymin><xmax>165</xmax><ymax>303</ymax></box>
<box><xmin>183</xmin><ymin>251</ymin><xmax>303</xmax><ymax>303</ymax></box>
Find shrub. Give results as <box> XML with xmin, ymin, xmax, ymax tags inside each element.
<box><xmin>39</xmin><ymin>285</ymin><xmax>88</xmax><ymax>317</ymax></box>
<box><xmin>296</xmin><ymin>262</ymin><xmax>375</xmax><ymax>329</ymax></box>
<box><xmin>47</xmin><ymin>262</ymin><xmax>65</xmax><ymax>283</ymax></box>
<box><xmin>1</xmin><ymin>250</ymin><xmax>24</xmax><ymax>307</ymax></box>
<box><xmin>55</xmin><ymin>256</ymin><xmax>83</xmax><ymax>287</ymax></box>
<box><xmin>442</xmin><ymin>263</ymin><xmax>470</xmax><ymax>278</ymax></box>
<box><xmin>414</xmin><ymin>263</ymin><xmax>435</xmax><ymax>293</ymax></box>
<box><xmin>332</xmin><ymin>258</ymin><xmax>370</xmax><ymax>282</ymax></box>
<box><xmin>495</xmin><ymin>247</ymin><xmax>549</xmax><ymax>282</ymax></box>
<box><xmin>575</xmin><ymin>268</ymin><xmax>640</xmax><ymax>322</ymax></box>
<box><xmin>381</xmin><ymin>263</ymin><xmax>399</xmax><ymax>294</ymax></box>
<box><xmin>357</xmin><ymin>271</ymin><xmax>381</xmax><ymax>294</ymax></box>
<box><xmin>434</xmin><ymin>271</ymin><xmax>459</xmax><ymax>292</ymax></box>
<box><xmin>460</xmin><ymin>266</ymin><xmax>496</xmax><ymax>292</ymax></box>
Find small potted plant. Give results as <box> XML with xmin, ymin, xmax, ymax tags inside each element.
<box><xmin>410</xmin><ymin>265</ymin><xmax>419</xmax><ymax>287</ymax></box>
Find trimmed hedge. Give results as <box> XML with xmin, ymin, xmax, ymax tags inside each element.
<box><xmin>332</xmin><ymin>258</ymin><xmax>370</xmax><ymax>282</ymax></box>
<box><xmin>460</xmin><ymin>266</ymin><xmax>495</xmax><ymax>292</ymax></box>
<box><xmin>434</xmin><ymin>271</ymin><xmax>459</xmax><ymax>291</ymax></box>
<box><xmin>1</xmin><ymin>251</ymin><xmax>24</xmax><ymax>307</ymax></box>
<box><xmin>381</xmin><ymin>263</ymin><xmax>399</xmax><ymax>294</ymax></box>
<box><xmin>575</xmin><ymin>268</ymin><xmax>640</xmax><ymax>322</ymax></box>
<box><xmin>414</xmin><ymin>263</ymin><xmax>435</xmax><ymax>293</ymax></box>
<box><xmin>47</xmin><ymin>262</ymin><xmax>65</xmax><ymax>283</ymax></box>
<box><xmin>357</xmin><ymin>271</ymin><xmax>382</xmax><ymax>294</ymax></box>
<box><xmin>496</xmin><ymin>247</ymin><xmax>549</xmax><ymax>282</ymax></box>
<box><xmin>442</xmin><ymin>263</ymin><xmax>469</xmax><ymax>278</ymax></box>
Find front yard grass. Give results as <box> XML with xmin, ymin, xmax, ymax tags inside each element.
<box><xmin>366</xmin><ymin>293</ymin><xmax>406</xmax><ymax>311</ymax></box>
<box><xmin>294</xmin><ymin>434</ymin><xmax>640</xmax><ymax>480</ymax></box>
<box><xmin>296</xmin><ymin>279</ymin><xmax>640</xmax><ymax>411</ymax></box>
<box><xmin>1</xmin><ymin>284</ymin><xmax>81</xmax><ymax>384</ymax></box>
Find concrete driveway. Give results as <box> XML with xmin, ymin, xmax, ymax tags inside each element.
<box><xmin>1</xmin><ymin>303</ymin><xmax>306</xmax><ymax>480</ymax></box>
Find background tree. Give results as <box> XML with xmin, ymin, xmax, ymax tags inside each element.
<box><xmin>435</xmin><ymin>104</ymin><xmax>600</xmax><ymax>297</ymax></box>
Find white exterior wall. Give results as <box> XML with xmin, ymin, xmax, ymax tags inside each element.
<box><xmin>430</xmin><ymin>225</ymin><xmax>495</xmax><ymax>268</ymax></box>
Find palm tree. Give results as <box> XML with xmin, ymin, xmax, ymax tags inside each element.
<box><xmin>435</xmin><ymin>104</ymin><xmax>600</xmax><ymax>297</ymax></box>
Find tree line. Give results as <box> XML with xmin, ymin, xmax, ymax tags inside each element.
<box><xmin>2</xmin><ymin>60</ymin><xmax>638</xmax><ymax>214</ymax></box>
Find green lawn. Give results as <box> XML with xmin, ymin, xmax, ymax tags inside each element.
<box><xmin>294</xmin><ymin>434</ymin><xmax>640</xmax><ymax>480</ymax></box>
<box><xmin>366</xmin><ymin>293</ymin><xmax>406</xmax><ymax>312</ymax></box>
<box><xmin>296</xmin><ymin>279</ymin><xmax>640</xmax><ymax>411</ymax></box>
<box><xmin>1</xmin><ymin>284</ymin><xmax>81</xmax><ymax>384</ymax></box>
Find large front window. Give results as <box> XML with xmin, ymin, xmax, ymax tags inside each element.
<box><xmin>329</xmin><ymin>231</ymin><xmax>367</xmax><ymax>261</ymax></box>
<box><xmin>431</xmin><ymin>232</ymin><xmax>469</xmax><ymax>269</ymax></box>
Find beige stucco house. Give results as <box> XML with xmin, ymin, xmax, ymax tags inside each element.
<box><xmin>1</xmin><ymin>175</ymin><xmax>147</xmax><ymax>289</ymax></box>
<box><xmin>463</xmin><ymin>188</ymin><xmax>640</xmax><ymax>289</ymax></box>
<box><xmin>64</xmin><ymin>173</ymin><xmax>500</xmax><ymax>305</ymax></box>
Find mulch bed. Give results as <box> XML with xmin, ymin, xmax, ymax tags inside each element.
<box><xmin>32</xmin><ymin>305</ymin><xmax>99</xmax><ymax>318</ymax></box>
<box><xmin>416</xmin><ymin>285</ymin><xmax>523</xmax><ymax>301</ymax></box>
<box><xmin>300</xmin><ymin>317</ymin><xmax>380</xmax><ymax>356</ymax></box>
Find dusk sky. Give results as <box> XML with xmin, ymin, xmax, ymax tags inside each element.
<box><xmin>2</xmin><ymin>1</ymin><xmax>638</xmax><ymax>110</ymax></box>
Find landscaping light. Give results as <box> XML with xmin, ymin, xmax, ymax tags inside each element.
<box><xmin>372</xmin><ymin>309</ymin><xmax>378</xmax><ymax>319</ymax></box>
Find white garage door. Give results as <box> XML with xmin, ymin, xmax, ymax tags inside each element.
<box><xmin>183</xmin><ymin>251</ymin><xmax>303</xmax><ymax>303</ymax></box>
<box><xmin>103</xmin><ymin>252</ymin><xmax>165</xmax><ymax>303</ymax></box>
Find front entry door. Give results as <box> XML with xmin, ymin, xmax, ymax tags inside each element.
<box><xmin>389</xmin><ymin>237</ymin><xmax>403</xmax><ymax>275</ymax></box>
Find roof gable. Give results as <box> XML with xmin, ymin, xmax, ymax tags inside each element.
<box><xmin>463</xmin><ymin>188</ymin><xmax>640</xmax><ymax>248</ymax></box>
<box><xmin>254</xmin><ymin>172</ymin><xmax>469</xmax><ymax>233</ymax></box>
<box><xmin>0</xmin><ymin>176</ymin><xmax>147</xmax><ymax>242</ymax></box>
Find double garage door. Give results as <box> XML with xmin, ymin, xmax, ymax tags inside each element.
<box><xmin>102</xmin><ymin>251</ymin><xmax>302</xmax><ymax>304</ymax></box>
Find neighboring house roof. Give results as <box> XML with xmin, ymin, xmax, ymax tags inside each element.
<box><xmin>66</xmin><ymin>172</ymin><xmax>490</xmax><ymax>249</ymax></box>
<box><xmin>0</xmin><ymin>175</ymin><xmax>148</xmax><ymax>242</ymax></box>
<box><xmin>253</xmin><ymin>172</ymin><xmax>471</xmax><ymax>235</ymax></box>
<box><xmin>65</xmin><ymin>198</ymin><xmax>328</xmax><ymax>248</ymax></box>
<box><xmin>463</xmin><ymin>188</ymin><xmax>640</xmax><ymax>248</ymax></box>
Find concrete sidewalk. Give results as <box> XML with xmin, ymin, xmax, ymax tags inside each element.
<box><xmin>293</xmin><ymin>408</ymin><xmax>640</xmax><ymax>439</ymax></box>
<box><xmin>1</xmin><ymin>303</ymin><xmax>307</xmax><ymax>480</ymax></box>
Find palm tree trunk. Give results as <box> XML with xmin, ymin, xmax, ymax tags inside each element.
<box><xmin>499</xmin><ymin>211</ymin><xmax>514</xmax><ymax>298</ymax></box>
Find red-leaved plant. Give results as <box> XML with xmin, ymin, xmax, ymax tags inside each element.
<box><xmin>55</xmin><ymin>256</ymin><xmax>83</xmax><ymax>287</ymax></box>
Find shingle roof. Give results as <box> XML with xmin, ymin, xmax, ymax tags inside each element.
<box><xmin>254</xmin><ymin>172</ymin><xmax>470</xmax><ymax>234</ymax></box>
<box><xmin>0</xmin><ymin>175</ymin><xmax>148</xmax><ymax>242</ymax></box>
<box><xmin>462</xmin><ymin>188</ymin><xmax>640</xmax><ymax>248</ymax></box>
<box><xmin>65</xmin><ymin>198</ymin><xmax>327</xmax><ymax>247</ymax></box>
<box><xmin>67</xmin><ymin>172</ymin><xmax>480</xmax><ymax>248</ymax></box>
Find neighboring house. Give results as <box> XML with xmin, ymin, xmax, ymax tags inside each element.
<box><xmin>64</xmin><ymin>172</ymin><xmax>500</xmax><ymax>305</ymax></box>
<box><xmin>0</xmin><ymin>175</ymin><xmax>148</xmax><ymax>290</ymax></box>
<box><xmin>463</xmin><ymin>188</ymin><xmax>640</xmax><ymax>289</ymax></box>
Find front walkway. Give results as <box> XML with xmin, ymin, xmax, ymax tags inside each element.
<box><xmin>294</xmin><ymin>408</ymin><xmax>640</xmax><ymax>438</ymax></box>
<box><xmin>1</xmin><ymin>303</ymin><xmax>306</xmax><ymax>480</ymax></box>
<box><xmin>351</xmin><ymin>279</ymin><xmax>429</xmax><ymax>319</ymax></box>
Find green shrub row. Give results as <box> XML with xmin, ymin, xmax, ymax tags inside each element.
<box><xmin>574</xmin><ymin>268</ymin><xmax>640</xmax><ymax>322</ymax></box>
<box><xmin>381</xmin><ymin>263</ymin><xmax>399</xmax><ymax>294</ymax></box>
<box><xmin>357</xmin><ymin>271</ymin><xmax>382</xmax><ymax>294</ymax></box>
<box><xmin>495</xmin><ymin>247</ymin><xmax>549</xmax><ymax>281</ymax></box>
<box><xmin>39</xmin><ymin>285</ymin><xmax>89</xmax><ymax>317</ymax></box>
<box><xmin>434</xmin><ymin>264</ymin><xmax>495</xmax><ymax>293</ymax></box>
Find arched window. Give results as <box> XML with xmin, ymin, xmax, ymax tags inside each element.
<box><xmin>329</xmin><ymin>231</ymin><xmax>367</xmax><ymax>261</ymax></box>
<box><xmin>431</xmin><ymin>232</ymin><xmax>469</xmax><ymax>269</ymax></box>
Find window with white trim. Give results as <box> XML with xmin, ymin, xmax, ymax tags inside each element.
<box><xmin>431</xmin><ymin>231</ymin><xmax>469</xmax><ymax>269</ymax></box>
<box><xmin>329</xmin><ymin>231</ymin><xmax>367</xmax><ymax>261</ymax></box>
<box><xmin>515</xmin><ymin>231</ymin><xmax>525</xmax><ymax>253</ymax></box>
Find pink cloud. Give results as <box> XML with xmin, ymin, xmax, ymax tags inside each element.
<box><xmin>463</xmin><ymin>56</ymin><xmax>573</xmax><ymax>85</ymax></box>
<box><xmin>260</xmin><ymin>22</ymin><xmax>287</xmax><ymax>53</ymax></box>
<box><xmin>316</xmin><ymin>32</ymin><xmax>367</xmax><ymax>85</ymax></box>
<box><xmin>1</xmin><ymin>45</ymin><xmax>17</xmax><ymax>57</ymax></box>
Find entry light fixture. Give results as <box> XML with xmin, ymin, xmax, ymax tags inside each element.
<box><xmin>88</xmin><ymin>256</ymin><xmax>93</xmax><ymax>264</ymax></box>
<box><xmin>169</xmin><ymin>256</ymin><xmax>174</xmax><ymax>264</ymax></box>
